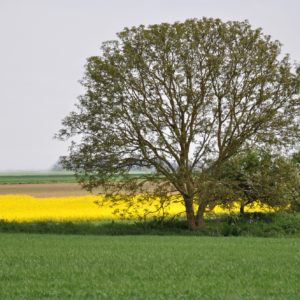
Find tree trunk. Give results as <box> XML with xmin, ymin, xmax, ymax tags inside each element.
<box><xmin>184</xmin><ymin>195</ymin><xmax>206</xmax><ymax>231</ymax></box>
<box><xmin>195</xmin><ymin>201</ymin><xmax>206</xmax><ymax>229</ymax></box>
<box><xmin>186</xmin><ymin>210</ymin><xmax>197</xmax><ymax>231</ymax></box>
<box><xmin>184</xmin><ymin>196</ymin><xmax>197</xmax><ymax>231</ymax></box>
<box><xmin>240</xmin><ymin>200</ymin><xmax>245</xmax><ymax>215</ymax></box>
<box><xmin>195</xmin><ymin>213</ymin><xmax>204</xmax><ymax>228</ymax></box>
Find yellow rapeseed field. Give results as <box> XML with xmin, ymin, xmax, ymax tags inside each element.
<box><xmin>0</xmin><ymin>195</ymin><xmax>275</xmax><ymax>222</ymax></box>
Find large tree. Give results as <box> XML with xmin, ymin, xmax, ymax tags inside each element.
<box><xmin>57</xmin><ymin>18</ymin><xmax>300</xmax><ymax>230</ymax></box>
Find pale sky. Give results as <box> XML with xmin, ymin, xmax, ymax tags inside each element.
<box><xmin>0</xmin><ymin>0</ymin><xmax>299</xmax><ymax>171</ymax></box>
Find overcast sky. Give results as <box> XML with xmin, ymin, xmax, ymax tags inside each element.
<box><xmin>0</xmin><ymin>0</ymin><xmax>299</xmax><ymax>171</ymax></box>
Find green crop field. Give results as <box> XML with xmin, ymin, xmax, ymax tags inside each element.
<box><xmin>0</xmin><ymin>233</ymin><xmax>299</xmax><ymax>299</ymax></box>
<box><xmin>0</xmin><ymin>171</ymin><xmax>151</xmax><ymax>184</ymax></box>
<box><xmin>0</xmin><ymin>171</ymin><xmax>77</xmax><ymax>184</ymax></box>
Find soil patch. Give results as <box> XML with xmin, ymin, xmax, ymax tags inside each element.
<box><xmin>0</xmin><ymin>181</ymin><xmax>167</xmax><ymax>198</ymax></box>
<box><xmin>0</xmin><ymin>183</ymin><xmax>100</xmax><ymax>198</ymax></box>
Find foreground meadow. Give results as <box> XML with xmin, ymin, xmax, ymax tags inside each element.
<box><xmin>0</xmin><ymin>234</ymin><xmax>299</xmax><ymax>299</ymax></box>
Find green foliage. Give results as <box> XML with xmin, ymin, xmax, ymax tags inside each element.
<box><xmin>290</xmin><ymin>150</ymin><xmax>300</xmax><ymax>211</ymax></box>
<box><xmin>0</xmin><ymin>233</ymin><xmax>300</xmax><ymax>299</ymax></box>
<box><xmin>292</xmin><ymin>150</ymin><xmax>300</xmax><ymax>172</ymax></box>
<box><xmin>57</xmin><ymin>17</ymin><xmax>300</xmax><ymax>230</ymax></box>
<box><xmin>219</xmin><ymin>150</ymin><xmax>300</xmax><ymax>213</ymax></box>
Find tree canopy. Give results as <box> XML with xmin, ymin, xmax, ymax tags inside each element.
<box><xmin>57</xmin><ymin>18</ymin><xmax>300</xmax><ymax>230</ymax></box>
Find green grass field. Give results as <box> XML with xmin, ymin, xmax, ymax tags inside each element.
<box><xmin>0</xmin><ymin>233</ymin><xmax>299</xmax><ymax>299</ymax></box>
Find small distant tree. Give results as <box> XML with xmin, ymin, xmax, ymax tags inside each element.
<box><xmin>57</xmin><ymin>18</ymin><xmax>299</xmax><ymax>230</ymax></box>
<box><xmin>219</xmin><ymin>150</ymin><xmax>300</xmax><ymax>214</ymax></box>
<box><xmin>51</xmin><ymin>160</ymin><xmax>65</xmax><ymax>171</ymax></box>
